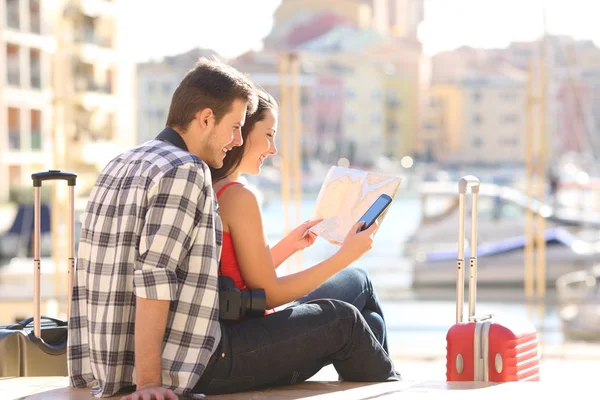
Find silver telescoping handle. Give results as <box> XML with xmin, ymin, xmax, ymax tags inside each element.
<box><xmin>456</xmin><ymin>175</ymin><xmax>480</xmax><ymax>324</ymax></box>
<box><xmin>32</xmin><ymin>170</ymin><xmax>77</xmax><ymax>339</ymax></box>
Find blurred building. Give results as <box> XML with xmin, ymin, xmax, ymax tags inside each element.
<box><xmin>136</xmin><ymin>48</ymin><xmax>220</xmax><ymax>145</ymax></box>
<box><xmin>253</xmin><ymin>0</ymin><xmax>426</xmax><ymax>167</ymax></box>
<box><xmin>426</xmin><ymin>72</ymin><xmax>527</xmax><ymax>166</ymax></box>
<box><xmin>427</xmin><ymin>35</ymin><xmax>600</xmax><ymax>166</ymax></box>
<box><xmin>1</xmin><ymin>0</ymin><xmax>52</xmax><ymax>202</ymax></box>
<box><xmin>229</xmin><ymin>50</ymin><xmax>318</xmax><ymax>163</ymax></box>
<box><xmin>0</xmin><ymin>0</ymin><xmax>135</xmax><ymax>201</ymax></box>
<box><xmin>266</xmin><ymin>0</ymin><xmax>424</xmax><ymax>48</ymax></box>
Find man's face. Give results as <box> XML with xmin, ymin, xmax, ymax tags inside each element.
<box><xmin>200</xmin><ymin>99</ymin><xmax>247</xmax><ymax>168</ymax></box>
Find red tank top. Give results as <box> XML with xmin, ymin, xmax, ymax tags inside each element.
<box><xmin>216</xmin><ymin>182</ymin><xmax>275</xmax><ymax>316</ymax></box>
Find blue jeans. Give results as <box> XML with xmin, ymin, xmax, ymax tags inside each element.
<box><xmin>194</xmin><ymin>299</ymin><xmax>399</xmax><ymax>395</ymax></box>
<box><xmin>290</xmin><ymin>266</ymin><xmax>389</xmax><ymax>354</ymax></box>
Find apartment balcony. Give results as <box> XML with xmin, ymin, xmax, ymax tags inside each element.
<box><xmin>74</xmin><ymin>26</ymin><xmax>113</xmax><ymax>48</ymax></box>
<box><xmin>80</xmin><ymin>0</ymin><xmax>117</xmax><ymax>18</ymax></box>
<box><xmin>75</xmin><ymin>42</ymin><xmax>118</xmax><ymax>64</ymax></box>
<box><xmin>4</xmin><ymin>150</ymin><xmax>52</xmax><ymax>165</ymax></box>
<box><xmin>4</xmin><ymin>85</ymin><xmax>52</xmax><ymax>108</ymax></box>
<box><xmin>3</xmin><ymin>29</ymin><xmax>55</xmax><ymax>52</ymax></box>
<box><xmin>73</xmin><ymin>77</ymin><xmax>117</xmax><ymax>111</ymax></box>
<box><xmin>72</xmin><ymin>136</ymin><xmax>121</xmax><ymax>171</ymax></box>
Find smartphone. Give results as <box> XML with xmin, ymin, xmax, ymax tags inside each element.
<box><xmin>357</xmin><ymin>194</ymin><xmax>393</xmax><ymax>232</ymax></box>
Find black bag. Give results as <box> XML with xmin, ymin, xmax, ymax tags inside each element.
<box><xmin>0</xmin><ymin>170</ymin><xmax>77</xmax><ymax>377</ymax></box>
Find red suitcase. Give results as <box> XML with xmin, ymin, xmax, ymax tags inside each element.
<box><xmin>446</xmin><ymin>175</ymin><xmax>541</xmax><ymax>382</ymax></box>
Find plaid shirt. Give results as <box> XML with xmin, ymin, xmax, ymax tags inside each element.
<box><xmin>67</xmin><ymin>135</ymin><xmax>222</xmax><ymax>398</ymax></box>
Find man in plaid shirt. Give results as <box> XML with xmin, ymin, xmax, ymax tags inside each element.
<box><xmin>68</xmin><ymin>58</ymin><xmax>399</xmax><ymax>399</ymax></box>
<box><xmin>67</xmin><ymin>58</ymin><xmax>257</xmax><ymax>399</ymax></box>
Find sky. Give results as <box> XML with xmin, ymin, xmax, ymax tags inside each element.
<box><xmin>121</xmin><ymin>0</ymin><xmax>600</xmax><ymax>62</ymax></box>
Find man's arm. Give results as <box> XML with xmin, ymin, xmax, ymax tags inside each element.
<box><xmin>134</xmin><ymin>297</ymin><xmax>170</xmax><ymax>388</ymax></box>
<box><xmin>132</xmin><ymin>164</ymin><xmax>206</xmax><ymax>391</ymax></box>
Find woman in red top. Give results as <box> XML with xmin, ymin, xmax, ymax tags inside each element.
<box><xmin>210</xmin><ymin>90</ymin><xmax>389</xmax><ymax>353</ymax></box>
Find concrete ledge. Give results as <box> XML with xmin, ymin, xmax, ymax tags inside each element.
<box><xmin>0</xmin><ymin>376</ymin><xmax>589</xmax><ymax>399</ymax></box>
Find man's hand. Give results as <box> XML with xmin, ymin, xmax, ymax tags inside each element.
<box><xmin>120</xmin><ymin>384</ymin><xmax>178</xmax><ymax>400</ymax></box>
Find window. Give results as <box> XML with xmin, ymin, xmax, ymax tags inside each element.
<box><xmin>31</xmin><ymin>109</ymin><xmax>42</xmax><ymax>150</ymax></box>
<box><xmin>106</xmin><ymin>68</ymin><xmax>113</xmax><ymax>93</ymax></box>
<box><xmin>30</xmin><ymin>0</ymin><xmax>41</xmax><ymax>33</ymax></box>
<box><xmin>6</xmin><ymin>44</ymin><xmax>20</xmax><ymax>86</ymax></box>
<box><xmin>6</xmin><ymin>0</ymin><xmax>20</xmax><ymax>29</ymax></box>
<box><xmin>83</xmin><ymin>15</ymin><xmax>96</xmax><ymax>43</ymax></box>
<box><xmin>472</xmin><ymin>137</ymin><xmax>482</xmax><ymax>148</ymax></box>
<box><xmin>499</xmin><ymin>92</ymin><xmax>517</xmax><ymax>102</ymax></box>
<box><xmin>8</xmin><ymin>107</ymin><xmax>21</xmax><ymax>150</ymax></box>
<box><xmin>9</xmin><ymin>165</ymin><xmax>21</xmax><ymax>186</ymax></box>
<box><xmin>30</xmin><ymin>49</ymin><xmax>41</xmax><ymax>89</ymax></box>
<box><xmin>501</xmin><ymin>114</ymin><xmax>519</xmax><ymax>124</ymax></box>
<box><xmin>472</xmin><ymin>91</ymin><xmax>482</xmax><ymax>102</ymax></box>
<box><xmin>473</xmin><ymin>114</ymin><xmax>482</xmax><ymax>125</ymax></box>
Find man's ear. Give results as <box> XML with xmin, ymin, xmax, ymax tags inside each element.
<box><xmin>196</xmin><ymin>108</ymin><xmax>215</xmax><ymax>132</ymax></box>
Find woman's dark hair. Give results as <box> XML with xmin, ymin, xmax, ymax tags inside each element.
<box><xmin>166</xmin><ymin>57</ymin><xmax>258</xmax><ymax>131</ymax></box>
<box><xmin>210</xmin><ymin>89</ymin><xmax>278</xmax><ymax>182</ymax></box>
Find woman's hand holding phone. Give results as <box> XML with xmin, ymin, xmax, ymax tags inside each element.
<box><xmin>337</xmin><ymin>221</ymin><xmax>378</xmax><ymax>266</ymax></box>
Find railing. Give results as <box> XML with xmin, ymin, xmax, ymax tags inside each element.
<box><xmin>79</xmin><ymin>29</ymin><xmax>112</xmax><ymax>47</ymax></box>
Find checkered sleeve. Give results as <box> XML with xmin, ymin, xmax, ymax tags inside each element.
<box><xmin>134</xmin><ymin>164</ymin><xmax>205</xmax><ymax>300</ymax></box>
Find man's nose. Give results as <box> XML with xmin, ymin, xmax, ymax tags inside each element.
<box><xmin>233</xmin><ymin>130</ymin><xmax>243</xmax><ymax>146</ymax></box>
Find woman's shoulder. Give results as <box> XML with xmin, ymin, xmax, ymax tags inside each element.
<box><xmin>217</xmin><ymin>182</ymin><xmax>261</xmax><ymax>210</ymax></box>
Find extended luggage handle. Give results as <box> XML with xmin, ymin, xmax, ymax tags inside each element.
<box><xmin>6</xmin><ymin>315</ymin><xmax>68</xmax><ymax>330</ymax></box>
<box><xmin>456</xmin><ymin>175</ymin><xmax>479</xmax><ymax>324</ymax></box>
<box><xmin>31</xmin><ymin>170</ymin><xmax>77</xmax><ymax>339</ymax></box>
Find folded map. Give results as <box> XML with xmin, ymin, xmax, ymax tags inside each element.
<box><xmin>308</xmin><ymin>166</ymin><xmax>402</xmax><ymax>245</ymax></box>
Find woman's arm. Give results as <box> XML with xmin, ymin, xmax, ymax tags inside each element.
<box><xmin>218</xmin><ymin>185</ymin><xmax>373</xmax><ymax>309</ymax></box>
<box><xmin>270</xmin><ymin>236</ymin><xmax>301</xmax><ymax>269</ymax></box>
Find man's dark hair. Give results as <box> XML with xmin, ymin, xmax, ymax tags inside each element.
<box><xmin>210</xmin><ymin>89</ymin><xmax>278</xmax><ymax>182</ymax></box>
<box><xmin>166</xmin><ymin>57</ymin><xmax>258</xmax><ymax>130</ymax></box>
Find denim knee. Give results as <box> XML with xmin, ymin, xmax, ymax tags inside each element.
<box><xmin>343</xmin><ymin>266</ymin><xmax>371</xmax><ymax>285</ymax></box>
<box><xmin>362</xmin><ymin>310</ymin><xmax>385</xmax><ymax>342</ymax></box>
<box><xmin>322</xmin><ymin>299</ymin><xmax>362</xmax><ymax>322</ymax></box>
<box><xmin>345</xmin><ymin>266</ymin><xmax>369</xmax><ymax>281</ymax></box>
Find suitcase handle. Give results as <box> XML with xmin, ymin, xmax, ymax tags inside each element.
<box><xmin>458</xmin><ymin>176</ymin><xmax>480</xmax><ymax>194</ymax></box>
<box><xmin>31</xmin><ymin>170</ymin><xmax>77</xmax><ymax>339</ymax></box>
<box><xmin>15</xmin><ymin>315</ymin><xmax>68</xmax><ymax>329</ymax></box>
<box><xmin>32</xmin><ymin>170</ymin><xmax>77</xmax><ymax>187</ymax></box>
<box><xmin>456</xmin><ymin>175</ymin><xmax>479</xmax><ymax>324</ymax></box>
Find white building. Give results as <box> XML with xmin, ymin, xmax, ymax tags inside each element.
<box><xmin>0</xmin><ymin>0</ymin><xmax>135</xmax><ymax>202</ymax></box>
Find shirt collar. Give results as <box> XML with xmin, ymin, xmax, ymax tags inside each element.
<box><xmin>156</xmin><ymin>127</ymin><xmax>189</xmax><ymax>152</ymax></box>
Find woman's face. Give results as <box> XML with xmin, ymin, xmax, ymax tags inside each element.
<box><xmin>238</xmin><ymin>109</ymin><xmax>278</xmax><ymax>176</ymax></box>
